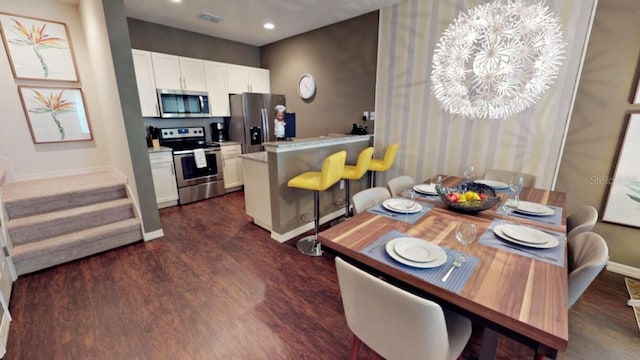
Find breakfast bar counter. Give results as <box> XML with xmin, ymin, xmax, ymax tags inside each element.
<box><xmin>241</xmin><ymin>134</ymin><xmax>373</xmax><ymax>242</ymax></box>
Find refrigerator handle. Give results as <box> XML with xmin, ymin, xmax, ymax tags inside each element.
<box><xmin>261</xmin><ymin>108</ymin><xmax>269</xmax><ymax>143</ymax></box>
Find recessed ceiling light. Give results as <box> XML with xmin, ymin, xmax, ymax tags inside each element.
<box><xmin>170</xmin><ymin>0</ymin><xmax>182</xmax><ymax>3</ymax></box>
<box><xmin>264</xmin><ymin>22</ymin><xmax>275</xmax><ymax>30</ymax></box>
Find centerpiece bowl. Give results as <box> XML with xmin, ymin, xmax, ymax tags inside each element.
<box><xmin>436</xmin><ymin>182</ymin><xmax>500</xmax><ymax>213</ymax></box>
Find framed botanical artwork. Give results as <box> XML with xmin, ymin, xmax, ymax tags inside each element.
<box><xmin>602</xmin><ymin>113</ymin><xmax>640</xmax><ymax>227</ymax></box>
<box><xmin>18</xmin><ymin>86</ymin><xmax>92</xmax><ymax>144</ymax></box>
<box><xmin>0</xmin><ymin>12</ymin><xmax>78</xmax><ymax>81</ymax></box>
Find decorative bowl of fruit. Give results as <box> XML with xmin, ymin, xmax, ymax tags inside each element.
<box><xmin>436</xmin><ymin>182</ymin><xmax>500</xmax><ymax>213</ymax></box>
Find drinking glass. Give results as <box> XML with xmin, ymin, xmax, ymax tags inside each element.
<box><xmin>455</xmin><ymin>221</ymin><xmax>477</xmax><ymax>262</ymax></box>
<box><xmin>463</xmin><ymin>164</ymin><xmax>475</xmax><ymax>182</ymax></box>
<box><xmin>509</xmin><ymin>175</ymin><xmax>524</xmax><ymax>202</ymax></box>
<box><xmin>501</xmin><ymin>194</ymin><xmax>519</xmax><ymax>221</ymax></box>
<box><xmin>402</xmin><ymin>189</ymin><xmax>416</xmax><ymax>212</ymax></box>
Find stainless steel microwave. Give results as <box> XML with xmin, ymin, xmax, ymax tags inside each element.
<box><xmin>157</xmin><ymin>89</ymin><xmax>210</xmax><ymax>118</ymax></box>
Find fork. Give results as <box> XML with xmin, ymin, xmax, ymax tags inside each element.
<box><xmin>441</xmin><ymin>258</ymin><xmax>462</xmax><ymax>282</ymax></box>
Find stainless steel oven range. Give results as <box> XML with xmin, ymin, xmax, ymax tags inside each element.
<box><xmin>158</xmin><ymin>126</ymin><xmax>224</xmax><ymax>204</ymax></box>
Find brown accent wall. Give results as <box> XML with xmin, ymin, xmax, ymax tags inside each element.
<box><xmin>557</xmin><ymin>0</ymin><xmax>640</xmax><ymax>267</ymax></box>
<box><xmin>127</xmin><ymin>18</ymin><xmax>260</xmax><ymax>66</ymax></box>
<box><xmin>260</xmin><ymin>12</ymin><xmax>378</xmax><ymax>138</ymax></box>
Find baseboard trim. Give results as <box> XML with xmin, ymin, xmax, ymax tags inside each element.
<box><xmin>143</xmin><ymin>229</ymin><xmax>164</xmax><ymax>241</ymax></box>
<box><xmin>270</xmin><ymin>209</ymin><xmax>344</xmax><ymax>244</ymax></box>
<box><xmin>606</xmin><ymin>261</ymin><xmax>640</xmax><ymax>280</ymax></box>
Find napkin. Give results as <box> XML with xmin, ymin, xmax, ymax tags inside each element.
<box><xmin>194</xmin><ymin>148</ymin><xmax>207</xmax><ymax>168</ymax></box>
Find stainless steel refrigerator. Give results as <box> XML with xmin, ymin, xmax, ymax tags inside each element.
<box><xmin>229</xmin><ymin>93</ymin><xmax>286</xmax><ymax>153</ymax></box>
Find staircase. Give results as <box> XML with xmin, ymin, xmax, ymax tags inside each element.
<box><xmin>1</xmin><ymin>170</ymin><xmax>143</xmax><ymax>275</ymax></box>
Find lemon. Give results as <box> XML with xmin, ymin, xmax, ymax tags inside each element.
<box><xmin>464</xmin><ymin>191</ymin><xmax>480</xmax><ymax>201</ymax></box>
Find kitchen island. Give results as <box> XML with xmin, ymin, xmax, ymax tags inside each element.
<box><xmin>241</xmin><ymin>134</ymin><xmax>373</xmax><ymax>242</ymax></box>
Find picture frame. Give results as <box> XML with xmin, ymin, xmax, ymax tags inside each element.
<box><xmin>18</xmin><ymin>85</ymin><xmax>92</xmax><ymax>144</ymax></box>
<box><xmin>0</xmin><ymin>12</ymin><xmax>79</xmax><ymax>81</ymax></box>
<box><xmin>602</xmin><ymin>113</ymin><xmax>640</xmax><ymax>227</ymax></box>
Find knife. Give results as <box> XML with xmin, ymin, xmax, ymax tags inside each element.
<box><xmin>370</xmin><ymin>208</ymin><xmax>398</xmax><ymax>217</ymax></box>
<box><xmin>509</xmin><ymin>211</ymin><xmax>556</xmax><ymax>224</ymax></box>
<box><xmin>501</xmin><ymin>244</ymin><xmax>557</xmax><ymax>262</ymax></box>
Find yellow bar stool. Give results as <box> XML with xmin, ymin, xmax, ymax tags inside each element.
<box><xmin>368</xmin><ymin>143</ymin><xmax>399</xmax><ymax>187</ymax></box>
<box><xmin>342</xmin><ymin>147</ymin><xmax>374</xmax><ymax>218</ymax></box>
<box><xmin>287</xmin><ymin>150</ymin><xmax>347</xmax><ymax>256</ymax></box>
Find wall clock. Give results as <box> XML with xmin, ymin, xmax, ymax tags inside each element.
<box><xmin>298</xmin><ymin>74</ymin><xmax>316</xmax><ymax>100</ymax></box>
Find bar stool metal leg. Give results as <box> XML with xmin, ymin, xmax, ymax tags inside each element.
<box><xmin>344</xmin><ymin>180</ymin><xmax>351</xmax><ymax>218</ymax></box>
<box><xmin>296</xmin><ymin>190</ymin><xmax>323</xmax><ymax>256</ymax></box>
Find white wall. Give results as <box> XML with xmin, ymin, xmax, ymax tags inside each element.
<box><xmin>0</xmin><ymin>0</ymin><xmax>133</xmax><ymax>187</ymax></box>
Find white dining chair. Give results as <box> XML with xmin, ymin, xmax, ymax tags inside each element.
<box><xmin>387</xmin><ymin>175</ymin><xmax>416</xmax><ymax>196</ymax></box>
<box><xmin>568</xmin><ymin>232</ymin><xmax>609</xmax><ymax>308</ymax></box>
<box><xmin>351</xmin><ymin>187</ymin><xmax>391</xmax><ymax>215</ymax></box>
<box><xmin>483</xmin><ymin>169</ymin><xmax>536</xmax><ymax>188</ymax></box>
<box><xmin>567</xmin><ymin>205</ymin><xmax>598</xmax><ymax>240</ymax></box>
<box><xmin>335</xmin><ymin>257</ymin><xmax>472</xmax><ymax>360</ymax></box>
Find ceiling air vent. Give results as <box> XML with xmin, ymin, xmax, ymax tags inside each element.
<box><xmin>198</xmin><ymin>12</ymin><xmax>224</xmax><ymax>23</ymax></box>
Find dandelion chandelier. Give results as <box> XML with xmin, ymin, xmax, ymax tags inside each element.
<box><xmin>430</xmin><ymin>0</ymin><xmax>566</xmax><ymax>119</ymax></box>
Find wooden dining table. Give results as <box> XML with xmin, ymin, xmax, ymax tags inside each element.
<box><xmin>317</xmin><ymin>175</ymin><xmax>568</xmax><ymax>360</ymax></box>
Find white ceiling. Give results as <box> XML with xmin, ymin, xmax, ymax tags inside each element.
<box><xmin>122</xmin><ymin>0</ymin><xmax>403</xmax><ymax>47</ymax></box>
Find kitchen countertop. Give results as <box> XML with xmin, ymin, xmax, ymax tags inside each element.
<box><xmin>148</xmin><ymin>146</ymin><xmax>173</xmax><ymax>153</ymax></box>
<box><xmin>263</xmin><ymin>134</ymin><xmax>373</xmax><ymax>153</ymax></box>
<box><xmin>211</xmin><ymin>141</ymin><xmax>241</xmax><ymax>146</ymax></box>
<box><xmin>240</xmin><ymin>151</ymin><xmax>267</xmax><ymax>163</ymax></box>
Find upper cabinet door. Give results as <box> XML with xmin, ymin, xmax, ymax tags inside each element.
<box><xmin>131</xmin><ymin>49</ymin><xmax>159</xmax><ymax>117</ymax></box>
<box><xmin>151</xmin><ymin>52</ymin><xmax>182</xmax><ymax>90</ymax></box>
<box><xmin>226</xmin><ymin>64</ymin><xmax>250</xmax><ymax>94</ymax></box>
<box><xmin>204</xmin><ymin>61</ymin><xmax>230</xmax><ymax>116</ymax></box>
<box><xmin>248</xmin><ymin>68</ymin><xmax>270</xmax><ymax>93</ymax></box>
<box><xmin>179</xmin><ymin>57</ymin><xmax>206</xmax><ymax>92</ymax></box>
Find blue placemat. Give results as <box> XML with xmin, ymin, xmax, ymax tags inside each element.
<box><xmin>361</xmin><ymin>230</ymin><xmax>479</xmax><ymax>294</ymax></box>
<box><xmin>496</xmin><ymin>204</ymin><xmax>563</xmax><ymax>226</ymax></box>
<box><xmin>479</xmin><ymin>219</ymin><xmax>565</xmax><ymax>266</ymax></box>
<box><xmin>367</xmin><ymin>199</ymin><xmax>433</xmax><ymax>224</ymax></box>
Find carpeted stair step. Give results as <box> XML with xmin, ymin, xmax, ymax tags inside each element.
<box><xmin>7</xmin><ymin>198</ymin><xmax>135</xmax><ymax>246</ymax></box>
<box><xmin>1</xmin><ymin>171</ymin><xmax>126</xmax><ymax>220</ymax></box>
<box><xmin>11</xmin><ymin>218</ymin><xmax>142</xmax><ymax>276</ymax></box>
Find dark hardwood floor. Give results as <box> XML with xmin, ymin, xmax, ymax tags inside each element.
<box><xmin>6</xmin><ymin>191</ymin><xmax>640</xmax><ymax>359</ymax></box>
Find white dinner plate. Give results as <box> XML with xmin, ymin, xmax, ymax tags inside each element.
<box><xmin>493</xmin><ymin>225</ymin><xmax>559</xmax><ymax>249</ymax></box>
<box><xmin>474</xmin><ymin>179</ymin><xmax>509</xmax><ymax>190</ymax></box>
<box><xmin>382</xmin><ymin>199</ymin><xmax>423</xmax><ymax>213</ymax></box>
<box><xmin>500</xmin><ymin>224</ymin><xmax>548</xmax><ymax>244</ymax></box>
<box><xmin>386</xmin><ymin>237</ymin><xmax>447</xmax><ymax>268</ymax></box>
<box><xmin>515</xmin><ymin>201</ymin><xmax>555</xmax><ymax>216</ymax></box>
<box><xmin>393</xmin><ymin>238</ymin><xmax>439</xmax><ymax>263</ymax></box>
<box><xmin>413</xmin><ymin>183</ymin><xmax>438</xmax><ymax>195</ymax></box>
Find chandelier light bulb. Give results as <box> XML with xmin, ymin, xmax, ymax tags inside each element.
<box><xmin>430</xmin><ymin>0</ymin><xmax>566</xmax><ymax>119</ymax></box>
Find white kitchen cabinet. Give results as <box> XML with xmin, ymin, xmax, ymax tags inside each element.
<box><xmin>241</xmin><ymin>152</ymin><xmax>272</xmax><ymax>230</ymax></box>
<box><xmin>221</xmin><ymin>144</ymin><xmax>243</xmax><ymax>191</ymax></box>
<box><xmin>248</xmin><ymin>67</ymin><xmax>271</xmax><ymax>93</ymax></box>
<box><xmin>151</xmin><ymin>52</ymin><xmax>206</xmax><ymax>92</ymax></box>
<box><xmin>131</xmin><ymin>49</ymin><xmax>159</xmax><ymax>117</ymax></box>
<box><xmin>226</xmin><ymin>64</ymin><xmax>271</xmax><ymax>94</ymax></box>
<box><xmin>204</xmin><ymin>61</ymin><xmax>230</xmax><ymax>116</ymax></box>
<box><xmin>149</xmin><ymin>150</ymin><xmax>179</xmax><ymax>208</ymax></box>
